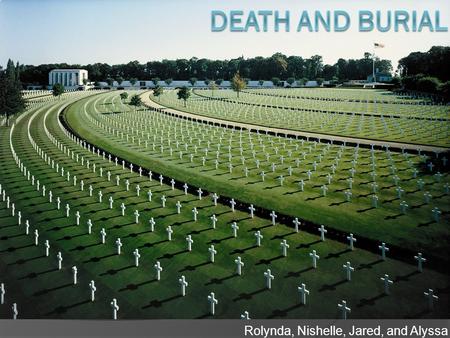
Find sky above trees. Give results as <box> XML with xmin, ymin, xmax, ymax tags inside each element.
<box><xmin>0</xmin><ymin>0</ymin><xmax>448</xmax><ymax>68</ymax></box>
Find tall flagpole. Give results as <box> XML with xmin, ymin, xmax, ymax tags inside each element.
<box><xmin>372</xmin><ymin>43</ymin><xmax>376</xmax><ymax>83</ymax></box>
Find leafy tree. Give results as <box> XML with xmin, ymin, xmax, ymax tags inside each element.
<box><xmin>316</xmin><ymin>78</ymin><xmax>324</xmax><ymax>86</ymax></box>
<box><xmin>271</xmin><ymin>77</ymin><xmax>281</xmax><ymax>87</ymax></box>
<box><xmin>189</xmin><ymin>77</ymin><xmax>197</xmax><ymax>87</ymax></box>
<box><xmin>0</xmin><ymin>60</ymin><xmax>25</xmax><ymax>125</ymax></box>
<box><xmin>209</xmin><ymin>81</ymin><xmax>218</xmax><ymax>96</ymax></box>
<box><xmin>270</xmin><ymin>53</ymin><xmax>288</xmax><ymax>77</ymax></box>
<box><xmin>120</xmin><ymin>92</ymin><xmax>128</xmax><ymax>101</ymax></box>
<box><xmin>297</xmin><ymin>78</ymin><xmax>308</xmax><ymax>86</ymax></box>
<box><xmin>390</xmin><ymin>77</ymin><xmax>401</xmax><ymax>88</ymax></box>
<box><xmin>417</xmin><ymin>77</ymin><xmax>440</xmax><ymax>93</ymax></box>
<box><xmin>204</xmin><ymin>79</ymin><xmax>210</xmax><ymax>86</ymax></box>
<box><xmin>322</xmin><ymin>64</ymin><xmax>337</xmax><ymax>80</ymax></box>
<box><xmin>231</xmin><ymin>72</ymin><xmax>246</xmax><ymax>98</ymax></box>
<box><xmin>258</xmin><ymin>80</ymin><xmax>264</xmax><ymax>87</ymax></box>
<box><xmin>177</xmin><ymin>86</ymin><xmax>191</xmax><ymax>107</ymax></box>
<box><xmin>402</xmin><ymin>75</ymin><xmax>422</xmax><ymax>91</ymax></box>
<box><xmin>130</xmin><ymin>78</ymin><xmax>138</xmax><ymax>86</ymax></box>
<box><xmin>215</xmin><ymin>79</ymin><xmax>223</xmax><ymax>86</ymax></box>
<box><xmin>153</xmin><ymin>85</ymin><xmax>164</xmax><ymax>101</ymax></box>
<box><xmin>439</xmin><ymin>81</ymin><xmax>450</xmax><ymax>101</ymax></box>
<box><xmin>82</xmin><ymin>78</ymin><xmax>89</xmax><ymax>86</ymax></box>
<box><xmin>152</xmin><ymin>77</ymin><xmax>160</xmax><ymax>87</ymax></box>
<box><xmin>286</xmin><ymin>77</ymin><xmax>295</xmax><ymax>87</ymax></box>
<box><xmin>164</xmin><ymin>78</ymin><xmax>173</xmax><ymax>86</ymax></box>
<box><xmin>129</xmin><ymin>94</ymin><xmax>142</xmax><ymax>107</ymax></box>
<box><xmin>398</xmin><ymin>46</ymin><xmax>449</xmax><ymax>81</ymax></box>
<box><xmin>52</xmin><ymin>83</ymin><xmax>64</xmax><ymax>99</ymax></box>
<box><xmin>305</xmin><ymin>55</ymin><xmax>324</xmax><ymax>79</ymax></box>
<box><xmin>116</xmin><ymin>76</ymin><xmax>124</xmax><ymax>86</ymax></box>
<box><xmin>106</xmin><ymin>78</ymin><xmax>114</xmax><ymax>87</ymax></box>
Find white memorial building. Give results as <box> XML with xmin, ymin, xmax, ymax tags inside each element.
<box><xmin>49</xmin><ymin>69</ymin><xmax>88</xmax><ymax>89</ymax></box>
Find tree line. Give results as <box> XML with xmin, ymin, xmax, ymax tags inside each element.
<box><xmin>397</xmin><ymin>46</ymin><xmax>450</xmax><ymax>98</ymax></box>
<box><xmin>16</xmin><ymin>52</ymin><xmax>393</xmax><ymax>87</ymax></box>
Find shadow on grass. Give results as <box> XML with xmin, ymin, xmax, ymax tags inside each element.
<box><xmin>256</xmin><ymin>254</ymin><xmax>284</xmax><ymax>265</ymax></box>
<box><xmin>189</xmin><ymin>227</ymin><xmax>213</xmax><ymax>236</ymax></box>
<box><xmin>180</xmin><ymin>261</ymin><xmax>211</xmax><ymax>272</ymax></box>
<box><xmin>394</xmin><ymin>270</ymin><xmax>420</xmax><ymax>283</ymax></box>
<box><xmin>385</xmin><ymin>213</ymin><xmax>403</xmax><ymax>220</ymax></box>
<box><xmin>33</xmin><ymin>282</ymin><xmax>73</xmax><ymax>297</ymax></box>
<box><xmin>141</xmin><ymin>294</ymin><xmax>182</xmax><ymax>309</ymax></box>
<box><xmin>248</xmin><ymin>223</ymin><xmax>272</xmax><ymax>232</ymax></box>
<box><xmin>271</xmin><ymin>231</ymin><xmax>297</xmax><ymax>240</ymax></box>
<box><xmin>138</xmin><ymin>239</ymin><xmax>168</xmax><ymax>249</ymax></box>
<box><xmin>47</xmin><ymin>223</ymin><xmax>73</xmax><ymax>232</ymax></box>
<box><xmin>229</xmin><ymin>245</ymin><xmax>258</xmax><ymax>255</ymax></box>
<box><xmin>305</xmin><ymin>195</ymin><xmax>323</xmax><ymax>201</ymax></box>
<box><xmin>0</xmin><ymin>243</ymin><xmax>34</xmax><ymax>253</ymax></box>
<box><xmin>329</xmin><ymin>200</ymin><xmax>347</xmax><ymax>207</ymax></box>
<box><xmin>124</xmin><ymin>229</ymin><xmax>155</xmax><ymax>239</ymax></box>
<box><xmin>205</xmin><ymin>273</ymin><xmax>238</xmax><ymax>286</ymax></box>
<box><xmin>99</xmin><ymin>264</ymin><xmax>135</xmax><ymax>276</ymax></box>
<box><xmin>70</xmin><ymin>242</ymin><xmax>103</xmax><ymax>252</ymax></box>
<box><xmin>357</xmin><ymin>206</ymin><xmax>375</xmax><ymax>213</ymax></box>
<box><xmin>19</xmin><ymin>267</ymin><xmax>59</xmax><ymax>280</ymax></box>
<box><xmin>46</xmin><ymin>299</ymin><xmax>91</xmax><ymax>316</ymax></box>
<box><xmin>318</xmin><ymin>278</ymin><xmax>347</xmax><ymax>292</ymax></box>
<box><xmin>325</xmin><ymin>248</ymin><xmax>351</xmax><ymax>260</ymax></box>
<box><xmin>84</xmin><ymin>252</ymin><xmax>115</xmax><ymax>264</ymax></box>
<box><xmin>233</xmin><ymin>287</ymin><xmax>268</xmax><ymax>302</ymax></box>
<box><xmin>283</xmin><ymin>189</ymin><xmax>302</xmax><ymax>195</ymax></box>
<box><xmin>1</xmin><ymin>233</ymin><xmax>27</xmax><ymax>240</ymax></box>
<box><xmin>158</xmin><ymin>249</ymin><xmax>188</xmax><ymax>260</ymax></box>
<box><xmin>267</xmin><ymin>303</ymin><xmax>303</xmax><ymax>318</ymax></box>
<box><xmin>285</xmin><ymin>266</ymin><xmax>313</xmax><ymax>279</ymax></box>
<box><xmin>56</xmin><ymin>233</ymin><xmax>88</xmax><ymax>241</ymax></box>
<box><xmin>296</xmin><ymin>239</ymin><xmax>321</xmax><ymax>249</ymax></box>
<box><xmin>8</xmin><ymin>254</ymin><xmax>46</xmax><ymax>266</ymax></box>
<box><xmin>357</xmin><ymin>293</ymin><xmax>387</xmax><ymax>308</ymax></box>
<box><xmin>208</xmin><ymin>235</ymin><xmax>234</xmax><ymax>245</ymax></box>
<box><xmin>119</xmin><ymin>278</ymin><xmax>157</xmax><ymax>292</ymax></box>
<box><xmin>418</xmin><ymin>220</ymin><xmax>435</xmax><ymax>227</ymax></box>
<box><xmin>196</xmin><ymin>313</ymin><xmax>213</xmax><ymax>319</ymax></box>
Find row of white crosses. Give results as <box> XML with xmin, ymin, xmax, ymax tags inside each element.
<box><xmin>87</xmin><ymin>94</ymin><xmax>448</xmax><ymax>224</ymax></box>
<box><xmin>60</xmin><ymin>95</ymin><xmax>449</xmax><ymax>314</ymax></box>
<box><xmin>157</xmin><ymin>89</ymin><xmax>448</xmax><ymax>144</ymax></box>
<box><xmin>4</xmin><ymin>99</ymin><xmax>131</xmax><ymax>319</ymax></box>
<box><xmin>10</xmin><ymin>102</ymin><xmax>148</xmax><ymax>321</ymax></box>
<box><xmin>28</xmin><ymin>103</ymin><xmax>277</xmax><ymax>320</ymax></box>
<box><xmin>3</xmin><ymin>125</ymin><xmax>441</xmax><ymax>319</ymax></box>
<box><xmin>0</xmin><ymin>159</ymin><xmax>436</xmax><ymax>282</ymax></box>
<box><xmin>107</xmin><ymin>92</ymin><xmax>448</xmax><ymax>177</ymax></box>
<box><xmin>0</xmin><ymin>183</ymin><xmax>104</xmax><ymax>321</ymax></box>
<box><xmin>7</xmin><ymin>95</ymin><xmax>443</xmax><ymax>319</ymax></box>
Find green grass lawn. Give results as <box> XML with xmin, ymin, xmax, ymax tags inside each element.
<box><xmin>64</xmin><ymin>91</ymin><xmax>450</xmax><ymax>262</ymax></box>
<box><xmin>150</xmin><ymin>88</ymin><xmax>450</xmax><ymax>147</ymax></box>
<box><xmin>0</xmin><ymin>92</ymin><xmax>448</xmax><ymax>319</ymax></box>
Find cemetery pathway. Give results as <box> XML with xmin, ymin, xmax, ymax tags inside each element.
<box><xmin>140</xmin><ymin>92</ymin><xmax>449</xmax><ymax>154</ymax></box>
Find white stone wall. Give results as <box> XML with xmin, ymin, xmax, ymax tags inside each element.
<box><xmin>96</xmin><ymin>79</ymin><xmax>322</xmax><ymax>88</ymax></box>
<box><xmin>49</xmin><ymin>69</ymin><xmax>88</xmax><ymax>88</ymax></box>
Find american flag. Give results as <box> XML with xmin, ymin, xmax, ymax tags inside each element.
<box><xmin>374</xmin><ymin>43</ymin><xmax>385</xmax><ymax>48</ymax></box>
